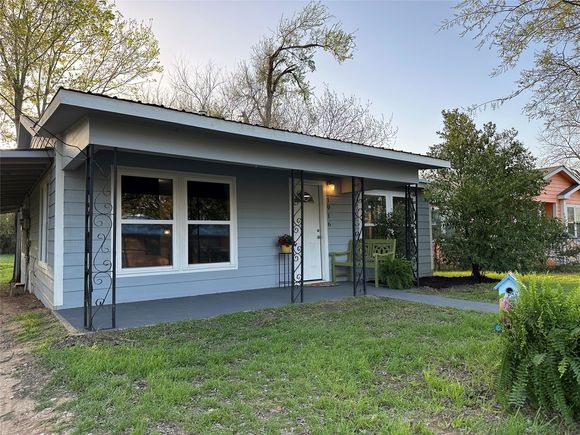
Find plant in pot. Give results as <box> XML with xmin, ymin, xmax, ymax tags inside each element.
<box><xmin>277</xmin><ymin>234</ymin><xmax>294</xmax><ymax>253</ymax></box>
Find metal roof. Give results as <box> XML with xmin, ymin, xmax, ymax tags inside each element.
<box><xmin>0</xmin><ymin>149</ymin><xmax>54</xmax><ymax>213</ymax></box>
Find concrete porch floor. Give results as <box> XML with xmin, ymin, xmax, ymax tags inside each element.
<box><xmin>57</xmin><ymin>282</ymin><xmax>498</xmax><ymax>331</ymax></box>
<box><xmin>58</xmin><ymin>282</ymin><xmax>361</xmax><ymax>331</ymax></box>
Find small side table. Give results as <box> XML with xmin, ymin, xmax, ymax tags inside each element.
<box><xmin>278</xmin><ymin>252</ymin><xmax>292</xmax><ymax>287</ymax></box>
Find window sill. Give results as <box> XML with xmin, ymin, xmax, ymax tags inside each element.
<box><xmin>117</xmin><ymin>264</ymin><xmax>238</xmax><ymax>278</ymax></box>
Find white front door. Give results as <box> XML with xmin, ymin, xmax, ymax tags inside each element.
<box><xmin>302</xmin><ymin>184</ymin><xmax>323</xmax><ymax>281</ymax></box>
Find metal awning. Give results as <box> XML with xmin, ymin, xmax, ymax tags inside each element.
<box><xmin>0</xmin><ymin>149</ymin><xmax>54</xmax><ymax>213</ymax></box>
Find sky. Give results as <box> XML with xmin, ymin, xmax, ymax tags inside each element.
<box><xmin>116</xmin><ymin>0</ymin><xmax>544</xmax><ymax>157</ymax></box>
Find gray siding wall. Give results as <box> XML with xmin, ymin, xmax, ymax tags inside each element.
<box><xmin>417</xmin><ymin>190</ymin><xmax>433</xmax><ymax>278</ymax></box>
<box><xmin>26</xmin><ymin>165</ymin><xmax>55</xmax><ymax>307</ymax></box>
<box><xmin>59</xmin><ymin>152</ymin><xmax>433</xmax><ymax>309</ymax></box>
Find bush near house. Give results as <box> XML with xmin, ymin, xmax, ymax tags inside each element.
<box><xmin>379</xmin><ymin>257</ymin><xmax>414</xmax><ymax>289</ymax></box>
<box><xmin>498</xmin><ymin>279</ymin><xmax>580</xmax><ymax>423</ymax></box>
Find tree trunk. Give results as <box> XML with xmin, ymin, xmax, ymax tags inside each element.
<box><xmin>471</xmin><ymin>263</ymin><xmax>482</xmax><ymax>282</ymax></box>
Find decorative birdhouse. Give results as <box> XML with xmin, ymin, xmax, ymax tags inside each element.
<box><xmin>495</xmin><ymin>272</ymin><xmax>521</xmax><ymax>315</ymax></box>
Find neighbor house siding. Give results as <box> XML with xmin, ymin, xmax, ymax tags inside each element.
<box><xmin>26</xmin><ymin>165</ymin><xmax>55</xmax><ymax>307</ymax></box>
<box><xmin>538</xmin><ymin>172</ymin><xmax>578</xmax><ymax>219</ymax></box>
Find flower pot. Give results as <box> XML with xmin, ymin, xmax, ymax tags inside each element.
<box><xmin>280</xmin><ymin>245</ymin><xmax>292</xmax><ymax>254</ymax></box>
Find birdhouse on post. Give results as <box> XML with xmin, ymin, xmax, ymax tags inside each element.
<box><xmin>495</xmin><ymin>272</ymin><xmax>521</xmax><ymax>314</ymax></box>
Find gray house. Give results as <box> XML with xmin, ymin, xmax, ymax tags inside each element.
<box><xmin>0</xmin><ymin>89</ymin><xmax>449</xmax><ymax>329</ymax></box>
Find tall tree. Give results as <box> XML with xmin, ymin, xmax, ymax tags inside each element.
<box><xmin>0</xmin><ymin>0</ymin><xmax>161</xmax><ymax>143</ymax></box>
<box><xmin>231</xmin><ymin>1</ymin><xmax>355</xmax><ymax>127</ymax></box>
<box><xmin>425</xmin><ymin>109</ymin><xmax>566</xmax><ymax>279</ymax></box>
<box><xmin>444</xmin><ymin>0</ymin><xmax>580</xmax><ymax>167</ymax></box>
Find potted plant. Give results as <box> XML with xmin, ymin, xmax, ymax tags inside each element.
<box><xmin>277</xmin><ymin>234</ymin><xmax>293</xmax><ymax>253</ymax></box>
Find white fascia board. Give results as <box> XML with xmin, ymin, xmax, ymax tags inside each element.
<box><xmin>47</xmin><ymin>89</ymin><xmax>451</xmax><ymax>170</ymax></box>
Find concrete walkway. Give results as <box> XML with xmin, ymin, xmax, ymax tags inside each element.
<box><xmin>372</xmin><ymin>288</ymin><xmax>497</xmax><ymax>313</ymax></box>
<box><xmin>57</xmin><ymin>283</ymin><xmax>497</xmax><ymax>331</ymax></box>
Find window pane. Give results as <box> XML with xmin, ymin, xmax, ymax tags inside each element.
<box><xmin>188</xmin><ymin>181</ymin><xmax>229</xmax><ymax>220</ymax></box>
<box><xmin>364</xmin><ymin>195</ymin><xmax>386</xmax><ymax>225</ymax></box>
<box><xmin>122</xmin><ymin>176</ymin><xmax>173</xmax><ymax>220</ymax></box>
<box><xmin>188</xmin><ymin>224</ymin><xmax>230</xmax><ymax>264</ymax></box>
<box><xmin>122</xmin><ymin>224</ymin><xmax>172</xmax><ymax>268</ymax></box>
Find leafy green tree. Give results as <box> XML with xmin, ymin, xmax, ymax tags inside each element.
<box><xmin>0</xmin><ymin>0</ymin><xmax>161</xmax><ymax>143</ymax></box>
<box><xmin>425</xmin><ymin>109</ymin><xmax>567</xmax><ymax>279</ymax></box>
<box><xmin>0</xmin><ymin>213</ymin><xmax>15</xmax><ymax>254</ymax></box>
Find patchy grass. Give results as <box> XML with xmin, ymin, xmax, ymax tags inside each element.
<box><xmin>412</xmin><ymin>271</ymin><xmax>580</xmax><ymax>303</ymax></box>
<box><xmin>33</xmin><ymin>298</ymin><xmax>575</xmax><ymax>434</ymax></box>
<box><xmin>0</xmin><ymin>253</ymin><xmax>14</xmax><ymax>283</ymax></box>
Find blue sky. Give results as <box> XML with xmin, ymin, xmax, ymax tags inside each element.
<box><xmin>117</xmin><ymin>0</ymin><xmax>543</xmax><ymax>157</ymax></box>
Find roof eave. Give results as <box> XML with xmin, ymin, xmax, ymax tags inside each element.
<box><xmin>40</xmin><ymin>88</ymin><xmax>451</xmax><ymax>170</ymax></box>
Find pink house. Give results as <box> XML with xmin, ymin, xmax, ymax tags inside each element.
<box><xmin>538</xmin><ymin>166</ymin><xmax>580</xmax><ymax>238</ymax></box>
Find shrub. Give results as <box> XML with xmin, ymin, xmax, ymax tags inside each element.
<box><xmin>498</xmin><ymin>278</ymin><xmax>580</xmax><ymax>422</ymax></box>
<box><xmin>379</xmin><ymin>257</ymin><xmax>414</xmax><ymax>289</ymax></box>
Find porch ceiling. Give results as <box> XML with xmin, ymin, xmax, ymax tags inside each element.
<box><xmin>0</xmin><ymin>149</ymin><xmax>53</xmax><ymax>213</ymax></box>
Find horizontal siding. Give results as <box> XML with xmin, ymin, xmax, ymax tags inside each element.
<box><xmin>26</xmin><ymin>167</ymin><xmax>55</xmax><ymax>307</ymax></box>
<box><xmin>417</xmin><ymin>191</ymin><xmax>432</xmax><ymax>278</ymax></box>
<box><xmin>60</xmin><ymin>151</ymin><xmax>430</xmax><ymax>309</ymax></box>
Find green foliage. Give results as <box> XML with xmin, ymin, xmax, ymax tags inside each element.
<box><xmin>372</xmin><ymin>201</ymin><xmax>406</xmax><ymax>258</ymax></box>
<box><xmin>498</xmin><ymin>279</ymin><xmax>580</xmax><ymax>423</ymax></box>
<box><xmin>425</xmin><ymin>109</ymin><xmax>567</xmax><ymax>278</ymax></box>
<box><xmin>0</xmin><ymin>0</ymin><xmax>161</xmax><ymax>142</ymax></box>
<box><xmin>0</xmin><ymin>213</ymin><xmax>15</xmax><ymax>254</ymax></box>
<box><xmin>379</xmin><ymin>257</ymin><xmax>414</xmax><ymax>289</ymax></box>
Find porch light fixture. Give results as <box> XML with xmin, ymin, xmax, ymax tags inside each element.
<box><xmin>326</xmin><ymin>182</ymin><xmax>336</xmax><ymax>194</ymax></box>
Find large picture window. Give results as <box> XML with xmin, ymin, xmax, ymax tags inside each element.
<box><xmin>117</xmin><ymin>169</ymin><xmax>237</xmax><ymax>274</ymax></box>
<box><xmin>121</xmin><ymin>175</ymin><xmax>174</xmax><ymax>268</ymax></box>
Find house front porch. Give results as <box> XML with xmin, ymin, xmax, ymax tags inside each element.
<box><xmin>59</xmin><ymin>282</ymin><xmax>374</xmax><ymax>330</ymax></box>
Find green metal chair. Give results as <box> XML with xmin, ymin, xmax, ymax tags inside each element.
<box><xmin>330</xmin><ymin>239</ymin><xmax>396</xmax><ymax>287</ymax></box>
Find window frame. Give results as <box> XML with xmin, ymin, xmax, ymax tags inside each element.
<box><xmin>116</xmin><ymin>167</ymin><xmax>237</xmax><ymax>276</ymax></box>
<box><xmin>567</xmin><ymin>205</ymin><xmax>580</xmax><ymax>239</ymax></box>
<box><xmin>38</xmin><ymin>180</ymin><xmax>49</xmax><ymax>265</ymax></box>
<box><xmin>184</xmin><ymin>174</ymin><xmax>237</xmax><ymax>271</ymax></box>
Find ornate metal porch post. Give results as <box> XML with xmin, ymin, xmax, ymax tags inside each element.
<box><xmin>290</xmin><ymin>169</ymin><xmax>304</xmax><ymax>303</ymax></box>
<box><xmin>83</xmin><ymin>147</ymin><xmax>118</xmax><ymax>330</ymax></box>
<box><xmin>404</xmin><ymin>183</ymin><xmax>420</xmax><ymax>286</ymax></box>
<box><xmin>352</xmin><ymin>176</ymin><xmax>367</xmax><ymax>296</ymax></box>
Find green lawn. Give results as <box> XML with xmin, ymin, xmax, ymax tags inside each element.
<box><xmin>0</xmin><ymin>253</ymin><xmax>14</xmax><ymax>283</ymax></box>
<box><xmin>3</xmin><ymin>258</ymin><xmax>576</xmax><ymax>433</ymax></box>
<box><xmin>25</xmin><ymin>299</ymin><xmax>572</xmax><ymax>434</ymax></box>
<box><xmin>411</xmin><ymin>271</ymin><xmax>580</xmax><ymax>303</ymax></box>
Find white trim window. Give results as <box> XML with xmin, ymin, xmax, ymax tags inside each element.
<box><xmin>38</xmin><ymin>182</ymin><xmax>49</xmax><ymax>263</ymax></box>
<box><xmin>186</xmin><ymin>177</ymin><xmax>235</xmax><ymax>269</ymax></box>
<box><xmin>567</xmin><ymin>206</ymin><xmax>580</xmax><ymax>238</ymax></box>
<box><xmin>117</xmin><ymin>168</ymin><xmax>237</xmax><ymax>275</ymax></box>
<box><xmin>120</xmin><ymin>174</ymin><xmax>175</xmax><ymax>270</ymax></box>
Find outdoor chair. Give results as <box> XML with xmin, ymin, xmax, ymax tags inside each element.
<box><xmin>330</xmin><ymin>239</ymin><xmax>396</xmax><ymax>287</ymax></box>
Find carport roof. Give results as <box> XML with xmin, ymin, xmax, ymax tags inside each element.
<box><xmin>0</xmin><ymin>149</ymin><xmax>53</xmax><ymax>213</ymax></box>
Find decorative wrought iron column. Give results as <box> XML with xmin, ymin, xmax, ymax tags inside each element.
<box><xmin>404</xmin><ymin>183</ymin><xmax>420</xmax><ymax>286</ymax></box>
<box><xmin>83</xmin><ymin>146</ymin><xmax>118</xmax><ymax>330</ymax></box>
<box><xmin>352</xmin><ymin>176</ymin><xmax>366</xmax><ymax>296</ymax></box>
<box><xmin>290</xmin><ymin>169</ymin><xmax>304</xmax><ymax>303</ymax></box>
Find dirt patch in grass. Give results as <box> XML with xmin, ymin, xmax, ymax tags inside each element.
<box><xmin>420</xmin><ymin>275</ymin><xmax>498</xmax><ymax>289</ymax></box>
<box><xmin>0</xmin><ymin>286</ymin><xmax>69</xmax><ymax>434</ymax></box>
